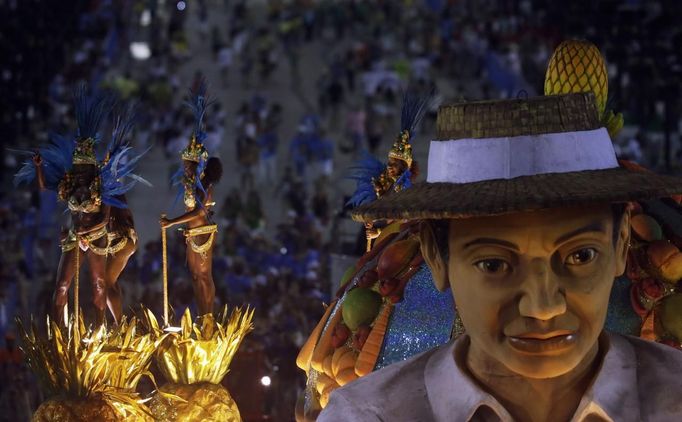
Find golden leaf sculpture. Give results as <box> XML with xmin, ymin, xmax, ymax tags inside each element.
<box><xmin>146</xmin><ymin>306</ymin><xmax>254</xmax><ymax>422</ymax></box>
<box><xmin>18</xmin><ymin>312</ymin><xmax>161</xmax><ymax>421</ymax></box>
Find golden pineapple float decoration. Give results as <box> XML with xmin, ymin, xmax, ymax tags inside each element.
<box><xmin>18</xmin><ymin>313</ymin><xmax>160</xmax><ymax>421</ymax></box>
<box><xmin>544</xmin><ymin>39</ymin><xmax>623</xmax><ymax>137</ymax></box>
<box><xmin>145</xmin><ymin>306</ymin><xmax>254</xmax><ymax>422</ymax></box>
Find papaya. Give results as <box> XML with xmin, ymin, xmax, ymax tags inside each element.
<box><xmin>631</xmin><ymin>214</ymin><xmax>663</xmax><ymax>242</ymax></box>
<box><xmin>377</xmin><ymin>239</ymin><xmax>420</xmax><ymax>281</ymax></box>
<box><xmin>647</xmin><ymin>240</ymin><xmax>682</xmax><ymax>283</ymax></box>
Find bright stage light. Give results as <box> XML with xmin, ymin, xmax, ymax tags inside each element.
<box><xmin>140</xmin><ymin>9</ymin><xmax>151</xmax><ymax>27</ymax></box>
<box><xmin>260</xmin><ymin>375</ymin><xmax>271</xmax><ymax>387</ymax></box>
<box><xmin>130</xmin><ymin>42</ymin><xmax>151</xmax><ymax>60</ymax></box>
<box><xmin>177</xmin><ymin>1</ymin><xmax>186</xmax><ymax>11</ymax></box>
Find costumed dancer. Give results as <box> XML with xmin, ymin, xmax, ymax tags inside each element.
<box><xmin>348</xmin><ymin>93</ymin><xmax>426</xmax><ymax>251</ymax></box>
<box><xmin>160</xmin><ymin>82</ymin><xmax>223</xmax><ymax>316</ymax></box>
<box><xmin>14</xmin><ymin>86</ymin><xmax>148</xmax><ymax>325</ymax></box>
<box><xmin>296</xmin><ymin>92</ymin><xmax>456</xmax><ymax>420</ymax></box>
<box><xmin>101</xmin><ymin>103</ymin><xmax>149</xmax><ymax>324</ymax></box>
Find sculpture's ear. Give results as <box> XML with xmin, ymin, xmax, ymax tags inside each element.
<box><xmin>419</xmin><ymin>220</ymin><xmax>450</xmax><ymax>292</ymax></box>
<box><xmin>614</xmin><ymin>209</ymin><xmax>631</xmax><ymax>277</ymax></box>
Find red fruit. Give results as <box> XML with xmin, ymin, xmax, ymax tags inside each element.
<box><xmin>626</xmin><ymin>249</ymin><xmax>643</xmax><ymax>281</ymax></box>
<box><xmin>377</xmin><ymin>239</ymin><xmax>420</xmax><ymax>281</ymax></box>
<box><xmin>357</xmin><ymin>269</ymin><xmax>379</xmax><ymax>288</ymax></box>
<box><xmin>659</xmin><ymin>339</ymin><xmax>682</xmax><ymax>349</ymax></box>
<box><xmin>640</xmin><ymin>278</ymin><xmax>664</xmax><ymax>300</ymax></box>
<box><xmin>629</xmin><ymin>284</ymin><xmax>648</xmax><ymax>317</ymax></box>
<box><xmin>352</xmin><ymin>325</ymin><xmax>371</xmax><ymax>350</ymax></box>
<box><xmin>379</xmin><ymin>278</ymin><xmax>399</xmax><ymax>297</ymax></box>
<box><xmin>669</xmin><ymin>234</ymin><xmax>682</xmax><ymax>251</ymax></box>
<box><xmin>627</xmin><ymin>201</ymin><xmax>643</xmax><ymax>215</ymax></box>
<box><xmin>389</xmin><ymin>294</ymin><xmax>402</xmax><ymax>304</ymax></box>
<box><xmin>331</xmin><ymin>323</ymin><xmax>351</xmax><ymax>348</ymax></box>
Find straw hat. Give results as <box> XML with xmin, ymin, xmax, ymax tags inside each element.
<box><xmin>351</xmin><ymin>93</ymin><xmax>682</xmax><ymax>222</ymax></box>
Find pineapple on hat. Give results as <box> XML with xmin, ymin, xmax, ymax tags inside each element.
<box><xmin>544</xmin><ymin>39</ymin><xmax>624</xmax><ymax>138</ymax></box>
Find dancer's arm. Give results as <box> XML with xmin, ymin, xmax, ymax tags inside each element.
<box><xmin>160</xmin><ymin>187</ymin><xmax>214</xmax><ymax>229</ymax></box>
<box><xmin>33</xmin><ymin>153</ymin><xmax>46</xmax><ymax>191</ymax></box>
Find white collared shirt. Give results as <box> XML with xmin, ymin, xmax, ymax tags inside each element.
<box><xmin>319</xmin><ymin>332</ymin><xmax>682</xmax><ymax>422</ymax></box>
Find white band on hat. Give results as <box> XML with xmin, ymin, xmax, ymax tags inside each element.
<box><xmin>426</xmin><ymin>128</ymin><xmax>618</xmax><ymax>183</ymax></box>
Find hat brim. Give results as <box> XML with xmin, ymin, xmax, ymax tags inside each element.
<box><xmin>351</xmin><ymin>168</ymin><xmax>682</xmax><ymax>222</ymax></box>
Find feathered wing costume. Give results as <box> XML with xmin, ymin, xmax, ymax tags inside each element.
<box><xmin>14</xmin><ymin>86</ymin><xmax>149</xmax><ymax>207</ymax></box>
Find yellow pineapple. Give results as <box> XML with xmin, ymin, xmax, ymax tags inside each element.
<box><xmin>544</xmin><ymin>39</ymin><xmax>623</xmax><ymax>137</ymax></box>
<box><xmin>545</xmin><ymin>40</ymin><xmax>608</xmax><ymax>115</ymax></box>
<box><xmin>145</xmin><ymin>307</ymin><xmax>253</xmax><ymax>422</ymax></box>
<box><xmin>19</xmin><ymin>314</ymin><xmax>157</xmax><ymax>422</ymax></box>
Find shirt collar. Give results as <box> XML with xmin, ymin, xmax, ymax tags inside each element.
<box><xmin>572</xmin><ymin>332</ymin><xmax>641</xmax><ymax>422</ymax></box>
<box><xmin>423</xmin><ymin>332</ymin><xmax>641</xmax><ymax>422</ymax></box>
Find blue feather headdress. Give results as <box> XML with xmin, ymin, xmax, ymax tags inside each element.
<box><xmin>346</xmin><ymin>90</ymin><xmax>431</xmax><ymax>208</ymax></box>
<box><xmin>72</xmin><ymin>84</ymin><xmax>115</xmax><ymax>165</ymax></box>
<box><xmin>172</xmin><ymin>80</ymin><xmax>214</xmax><ymax>208</ymax></box>
<box><xmin>99</xmin><ymin>102</ymin><xmax>151</xmax><ymax>208</ymax></box>
<box><xmin>346</xmin><ymin>152</ymin><xmax>386</xmax><ymax>208</ymax></box>
<box><xmin>13</xmin><ymin>132</ymin><xmax>76</xmax><ymax>189</ymax></box>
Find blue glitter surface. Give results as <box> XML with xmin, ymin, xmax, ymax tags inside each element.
<box><xmin>604</xmin><ymin>276</ymin><xmax>642</xmax><ymax>336</ymax></box>
<box><xmin>374</xmin><ymin>263</ymin><xmax>455</xmax><ymax>370</ymax></box>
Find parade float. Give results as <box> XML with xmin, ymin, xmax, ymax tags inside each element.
<box><xmin>15</xmin><ymin>83</ymin><xmax>253</xmax><ymax>421</ymax></box>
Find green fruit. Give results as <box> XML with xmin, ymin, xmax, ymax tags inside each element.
<box><xmin>339</xmin><ymin>265</ymin><xmax>356</xmax><ymax>288</ymax></box>
<box><xmin>659</xmin><ymin>293</ymin><xmax>682</xmax><ymax>340</ymax></box>
<box><xmin>342</xmin><ymin>288</ymin><xmax>382</xmax><ymax>331</ymax></box>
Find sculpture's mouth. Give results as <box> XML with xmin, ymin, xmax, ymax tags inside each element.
<box><xmin>507</xmin><ymin>331</ymin><xmax>578</xmax><ymax>354</ymax></box>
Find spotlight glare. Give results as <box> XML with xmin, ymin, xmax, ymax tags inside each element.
<box><xmin>177</xmin><ymin>1</ymin><xmax>186</xmax><ymax>11</ymax></box>
<box><xmin>129</xmin><ymin>42</ymin><xmax>151</xmax><ymax>60</ymax></box>
<box><xmin>140</xmin><ymin>9</ymin><xmax>151</xmax><ymax>26</ymax></box>
<box><xmin>260</xmin><ymin>375</ymin><xmax>271</xmax><ymax>387</ymax></box>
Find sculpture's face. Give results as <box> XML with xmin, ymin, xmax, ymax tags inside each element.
<box><xmin>386</xmin><ymin>158</ymin><xmax>406</xmax><ymax>180</ymax></box>
<box><xmin>446</xmin><ymin>204</ymin><xmax>628</xmax><ymax>379</ymax></box>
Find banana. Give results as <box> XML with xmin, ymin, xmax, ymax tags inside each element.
<box><xmin>322</xmin><ymin>353</ymin><xmax>334</xmax><ymax>377</ymax></box>
<box><xmin>336</xmin><ymin>367</ymin><xmax>359</xmax><ymax>386</ymax></box>
<box><xmin>310</xmin><ymin>305</ymin><xmax>344</xmax><ymax>372</ymax></box>
<box><xmin>331</xmin><ymin>346</ymin><xmax>349</xmax><ymax>377</ymax></box>
<box><xmin>316</xmin><ymin>373</ymin><xmax>336</xmax><ymax>395</ymax></box>
<box><xmin>333</xmin><ymin>347</ymin><xmax>357</xmax><ymax>378</ymax></box>
<box><xmin>297</xmin><ymin>300</ymin><xmax>336</xmax><ymax>372</ymax></box>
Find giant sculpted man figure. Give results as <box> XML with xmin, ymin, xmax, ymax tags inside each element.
<box><xmin>319</xmin><ymin>93</ymin><xmax>682</xmax><ymax>421</ymax></box>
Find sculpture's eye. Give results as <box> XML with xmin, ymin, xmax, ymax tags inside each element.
<box><xmin>565</xmin><ymin>248</ymin><xmax>598</xmax><ymax>266</ymax></box>
<box><xmin>474</xmin><ymin>259</ymin><xmax>510</xmax><ymax>275</ymax></box>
